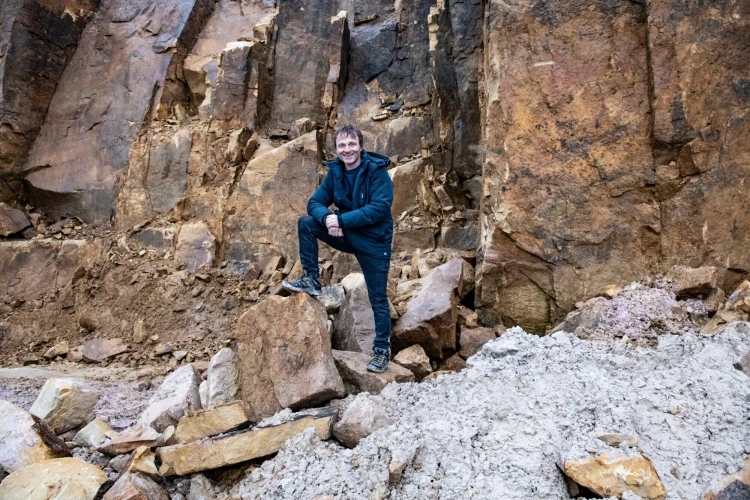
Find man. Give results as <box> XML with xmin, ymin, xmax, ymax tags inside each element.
<box><xmin>282</xmin><ymin>125</ymin><xmax>394</xmax><ymax>373</ymax></box>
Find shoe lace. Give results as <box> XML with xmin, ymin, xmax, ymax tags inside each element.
<box><xmin>372</xmin><ymin>354</ymin><xmax>388</xmax><ymax>365</ymax></box>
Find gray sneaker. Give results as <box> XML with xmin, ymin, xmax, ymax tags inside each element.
<box><xmin>281</xmin><ymin>272</ymin><xmax>322</xmax><ymax>296</ymax></box>
<box><xmin>367</xmin><ymin>347</ymin><xmax>390</xmax><ymax>373</ymax></box>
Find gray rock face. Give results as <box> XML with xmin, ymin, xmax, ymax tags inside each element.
<box><xmin>139</xmin><ymin>364</ymin><xmax>202</xmax><ymax>432</ymax></box>
<box><xmin>0</xmin><ymin>0</ymin><xmax>97</xmax><ymax>178</ymax></box>
<box><xmin>332</xmin><ymin>394</ymin><xmax>392</xmax><ymax>449</ymax></box>
<box><xmin>207</xmin><ymin>347</ymin><xmax>241</xmax><ymax>408</ymax></box>
<box><xmin>333</xmin><ymin>273</ymin><xmax>375</xmax><ymax>354</ymax></box>
<box><xmin>29</xmin><ymin>378</ymin><xmax>100</xmax><ymax>434</ymax></box>
<box><xmin>23</xmin><ymin>0</ymin><xmax>215</xmax><ymax>223</ymax></box>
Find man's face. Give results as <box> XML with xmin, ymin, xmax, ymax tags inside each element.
<box><xmin>335</xmin><ymin>133</ymin><xmax>362</xmax><ymax>168</ymax></box>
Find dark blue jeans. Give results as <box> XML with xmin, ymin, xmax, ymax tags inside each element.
<box><xmin>297</xmin><ymin>215</ymin><xmax>391</xmax><ymax>351</ymax></box>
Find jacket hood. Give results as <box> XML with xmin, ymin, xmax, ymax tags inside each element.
<box><xmin>324</xmin><ymin>150</ymin><xmax>391</xmax><ymax>174</ymax></box>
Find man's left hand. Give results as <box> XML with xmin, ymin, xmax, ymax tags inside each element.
<box><xmin>328</xmin><ymin>227</ymin><xmax>343</xmax><ymax>237</ymax></box>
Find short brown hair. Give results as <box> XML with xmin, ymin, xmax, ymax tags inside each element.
<box><xmin>333</xmin><ymin>124</ymin><xmax>363</xmax><ymax>147</ymax></box>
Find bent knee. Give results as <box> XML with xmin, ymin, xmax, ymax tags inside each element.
<box><xmin>298</xmin><ymin>215</ymin><xmax>316</xmax><ymax>230</ymax></box>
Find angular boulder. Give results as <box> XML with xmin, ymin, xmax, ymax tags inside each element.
<box><xmin>73</xmin><ymin>417</ymin><xmax>115</xmax><ymax>448</ymax></box>
<box><xmin>563</xmin><ymin>453</ymin><xmax>667</xmax><ymax>499</ymax></box>
<box><xmin>333</xmin><ymin>273</ymin><xmax>376</xmax><ymax>353</ymax></box>
<box><xmin>102</xmin><ymin>471</ymin><xmax>169</xmax><ymax>500</ymax></box>
<box><xmin>0</xmin><ymin>400</ymin><xmax>54</xmax><ymax>473</ymax></box>
<box><xmin>332</xmin><ymin>350</ymin><xmax>415</xmax><ymax>396</ymax></box>
<box><xmin>235</xmin><ymin>293</ymin><xmax>345</xmax><ymax>419</ymax></box>
<box><xmin>175</xmin><ymin>222</ymin><xmax>216</xmax><ymax>273</ymax></box>
<box><xmin>158</xmin><ymin>407</ymin><xmax>334</xmax><ymax>476</ymax></box>
<box><xmin>207</xmin><ymin>347</ymin><xmax>241</xmax><ymax>408</ymax></box>
<box><xmin>392</xmin><ymin>344</ymin><xmax>432</xmax><ymax>381</ymax></box>
<box><xmin>0</xmin><ymin>457</ymin><xmax>106</xmax><ymax>500</ymax></box>
<box><xmin>666</xmin><ymin>265</ymin><xmax>720</xmax><ymax>299</ymax></box>
<box><xmin>458</xmin><ymin>326</ymin><xmax>498</xmax><ymax>359</ymax></box>
<box><xmin>332</xmin><ymin>394</ymin><xmax>392</xmax><ymax>448</ymax></box>
<box><xmin>82</xmin><ymin>338</ymin><xmax>129</xmax><ymax>363</ymax></box>
<box><xmin>138</xmin><ymin>364</ymin><xmax>202</xmax><ymax>432</ymax></box>
<box><xmin>392</xmin><ymin>259</ymin><xmax>465</xmax><ymax>359</ymax></box>
<box><xmin>30</xmin><ymin>378</ymin><xmax>100</xmax><ymax>433</ymax></box>
<box><xmin>0</xmin><ymin>203</ymin><xmax>30</xmax><ymax>237</ymax></box>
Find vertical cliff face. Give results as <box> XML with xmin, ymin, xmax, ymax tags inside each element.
<box><xmin>476</xmin><ymin>0</ymin><xmax>750</xmax><ymax>332</ymax></box>
<box><xmin>0</xmin><ymin>0</ymin><xmax>748</xmax><ymax>334</ymax></box>
<box><xmin>0</xmin><ymin>0</ymin><xmax>99</xmax><ymax>183</ymax></box>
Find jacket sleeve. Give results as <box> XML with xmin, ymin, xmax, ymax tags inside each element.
<box><xmin>339</xmin><ymin>169</ymin><xmax>393</xmax><ymax>229</ymax></box>
<box><xmin>307</xmin><ymin>170</ymin><xmax>335</xmax><ymax>225</ymax></box>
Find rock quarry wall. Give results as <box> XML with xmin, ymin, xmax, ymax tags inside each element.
<box><xmin>0</xmin><ymin>0</ymin><xmax>748</xmax><ymax>348</ymax></box>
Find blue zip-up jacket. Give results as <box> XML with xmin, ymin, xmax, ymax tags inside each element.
<box><xmin>307</xmin><ymin>150</ymin><xmax>394</xmax><ymax>259</ymax></box>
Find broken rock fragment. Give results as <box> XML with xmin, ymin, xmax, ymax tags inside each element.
<box><xmin>332</xmin><ymin>394</ymin><xmax>392</xmax><ymax>448</ymax></box>
<box><xmin>563</xmin><ymin>453</ymin><xmax>667</xmax><ymax>499</ymax></box>
<box><xmin>82</xmin><ymin>338</ymin><xmax>129</xmax><ymax>363</ymax></box>
<box><xmin>0</xmin><ymin>203</ymin><xmax>31</xmax><ymax>237</ymax></box>
<box><xmin>30</xmin><ymin>377</ymin><xmax>100</xmax><ymax>433</ymax></box>
<box><xmin>139</xmin><ymin>364</ymin><xmax>202</xmax><ymax>432</ymax></box>
<box><xmin>0</xmin><ymin>457</ymin><xmax>106</xmax><ymax>500</ymax></box>
<box><xmin>73</xmin><ymin>417</ymin><xmax>115</xmax><ymax>447</ymax></box>
<box><xmin>174</xmin><ymin>401</ymin><xmax>252</xmax><ymax>444</ymax></box>
<box><xmin>102</xmin><ymin>471</ymin><xmax>169</xmax><ymax>500</ymax></box>
<box><xmin>235</xmin><ymin>293</ymin><xmax>344</xmax><ymax>419</ymax></box>
<box><xmin>458</xmin><ymin>326</ymin><xmax>498</xmax><ymax>359</ymax></box>
<box><xmin>667</xmin><ymin>265</ymin><xmax>720</xmax><ymax>298</ymax></box>
<box><xmin>120</xmin><ymin>446</ymin><xmax>159</xmax><ymax>478</ymax></box>
<box><xmin>98</xmin><ymin>424</ymin><xmax>162</xmax><ymax>456</ymax></box>
<box><xmin>207</xmin><ymin>347</ymin><xmax>242</xmax><ymax>408</ymax></box>
<box><xmin>158</xmin><ymin>407</ymin><xmax>335</xmax><ymax>475</ymax></box>
<box><xmin>333</xmin><ymin>273</ymin><xmax>376</xmax><ymax>353</ymax></box>
<box><xmin>392</xmin><ymin>258</ymin><xmax>465</xmax><ymax>359</ymax></box>
<box><xmin>333</xmin><ymin>350</ymin><xmax>414</xmax><ymax>395</ymax></box>
<box><xmin>175</xmin><ymin>221</ymin><xmax>216</xmax><ymax>273</ymax></box>
<box><xmin>392</xmin><ymin>344</ymin><xmax>432</xmax><ymax>381</ymax></box>
<box><xmin>0</xmin><ymin>400</ymin><xmax>54</xmax><ymax>473</ymax></box>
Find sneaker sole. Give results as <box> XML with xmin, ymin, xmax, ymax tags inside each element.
<box><xmin>366</xmin><ymin>365</ymin><xmax>387</xmax><ymax>373</ymax></box>
<box><xmin>281</xmin><ymin>282</ymin><xmax>321</xmax><ymax>296</ymax></box>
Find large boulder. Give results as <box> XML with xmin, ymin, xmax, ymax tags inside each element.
<box><xmin>0</xmin><ymin>457</ymin><xmax>106</xmax><ymax>500</ymax></box>
<box><xmin>392</xmin><ymin>258</ymin><xmax>465</xmax><ymax>359</ymax></box>
<box><xmin>29</xmin><ymin>378</ymin><xmax>100</xmax><ymax>433</ymax></box>
<box><xmin>333</xmin><ymin>273</ymin><xmax>376</xmax><ymax>353</ymax></box>
<box><xmin>332</xmin><ymin>350</ymin><xmax>415</xmax><ymax>396</ymax></box>
<box><xmin>332</xmin><ymin>394</ymin><xmax>392</xmax><ymax>448</ymax></box>
<box><xmin>0</xmin><ymin>400</ymin><xmax>54</xmax><ymax>473</ymax></box>
<box><xmin>235</xmin><ymin>293</ymin><xmax>345</xmax><ymax>419</ymax></box>
<box><xmin>138</xmin><ymin>364</ymin><xmax>202</xmax><ymax>432</ymax></box>
<box><xmin>174</xmin><ymin>402</ymin><xmax>252</xmax><ymax>444</ymax></box>
<box><xmin>175</xmin><ymin>221</ymin><xmax>216</xmax><ymax>273</ymax></box>
<box><xmin>206</xmin><ymin>347</ymin><xmax>242</xmax><ymax>408</ymax></box>
<box><xmin>666</xmin><ymin>265</ymin><xmax>721</xmax><ymax>299</ymax></box>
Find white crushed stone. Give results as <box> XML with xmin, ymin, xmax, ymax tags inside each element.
<box><xmin>232</xmin><ymin>324</ymin><xmax>750</xmax><ymax>500</ymax></box>
<box><xmin>559</xmin><ymin>280</ymin><xmax>710</xmax><ymax>345</ymax></box>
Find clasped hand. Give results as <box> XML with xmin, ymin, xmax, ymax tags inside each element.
<box><xmin>325</xmin><ymin>215</ymin><xmax>343</xmax><ymax>237</ymax></box>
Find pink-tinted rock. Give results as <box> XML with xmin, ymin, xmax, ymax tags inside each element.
<box><xmin>0</xmin><ymin>203</ymin><xmax>30</xmax><ymax>236</ymax></box>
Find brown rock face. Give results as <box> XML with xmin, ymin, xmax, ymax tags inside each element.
<box><xmin>666</xmin><ymin>265</ymin><xmax>721</xmax><ymax>299</ymax></box>
<box><xmin>563</xmin><ymin>453</ymin><xmax>667</xmax><ymax>499</ymax></box>
<box><xmin>235</xmin><ymin>293</ymin><xmax>345</xmax><ymax>419</ymax></box>
<box><xmin>223</xmin><ymin>132</ymin><xmax>321</xmax><ymax>262</ymax></box>
<box><xmin>0</xmin><ymin>0</ymin><xmax>98</xmax><ymax>178</ymax></box>
<box><xmin>392</xmin><ymin>259</ymin><xmax>464</xmax><ymax>359</ymax></box>
<box><xmin>23</xmin><ymin>0</ymin><xmax>215</xmax><ymax>223</ymax></box>
<box><xmin>478</xmin><ymin>0</ymin><xmax>657</xmax><ymax>333</ymax></box>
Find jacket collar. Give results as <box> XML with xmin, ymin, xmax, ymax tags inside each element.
<box><xmin>324</xmin><ymin>150</ymin><xmax>391</xmax><ymax>178</ymax></box>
